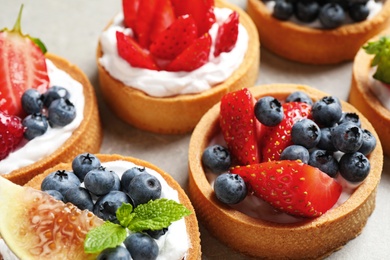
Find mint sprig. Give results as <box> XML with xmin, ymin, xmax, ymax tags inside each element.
<box><xmin>84</xmin><ymin>199</ymin><xmax>191</xmax><ymax>254</ymax></box>
<box><xmin>363</xmin><ymin>36</ymin><xmax>390</xmax><ymax>84</ymax></box>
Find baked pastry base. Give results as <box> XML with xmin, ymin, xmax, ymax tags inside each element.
<box><xmin>3</xmin><ymin>53</ymin><xmax>103</xmax><ymax>186</ymax></box>
<box><xmin>188</xmin><ymin>84</ymin><xmax>383</xmax><ymax>259</ymax></box>
<box><xmin>25</xmin><ymin>153</ymin><xmax>201</xmax><ymax>260</ymax></box>
<box><xmin>247</xmin><ymin>0</ymin><xmax>390</xmax><ymax>64</ymax></box>
<box><xmin>96</xmin><ymin>0</ymin><xmax>259</xmax><ymax>134</ymax></box>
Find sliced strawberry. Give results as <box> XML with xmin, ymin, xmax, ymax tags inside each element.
<box><xmin>219</xmin><ymin>88</ymin><xmax>261</xmax><ymax>166</ymax></box>
<box><xmin>150</xmin><ymin>15</ymin><xmax>198</xmax><ymax>60</ymax></box>
<box><xmin>171</xmin><ymin>0</ymin><xmax>216</xmax><ymax>36</ymax></box>
<box><xmin>0</xmin><ymin>5</ymin><xmax>49</xmax><ymax>117</ymax></box>
<box><xmin>149</xmin><ymin>0</ymin><xmax>176</xmax><ymax>44</ymax></box>
<box><xmin>134</xmin><ymin>0</ymin><xmax>157</xmax><ymax>48</ymax></box>
<box><xmin>165</xmin><ymin>33</ymin><xmax>211</xmax><ymax>72</ymax></box>
<box><xmin>0</xmin><ymin>111</ymin><xmax>24</xmax><ymax>160</ymax></box>
<box><xmin>261</xmin><ymin>102</ymin><xmax>311</xmax><ymax>162</ymax></box>
<box><xmin>231</xmin><ymin>160</ymin><xmax>342</xmax><ymax>218</ymax></box>
<box><xmin>214</xmin><ymin>11</ymin><xmax>239</xmax><ymax>57</ymax></box>
<box><xmin>116</xmin><ymin>31</ymin><xmax>158</xmax><ymax>70</ymax></box>
<box><xmin>122</xmin><ymin>0</ymin><xmax>140</xmax><ymax>29</ymax></box>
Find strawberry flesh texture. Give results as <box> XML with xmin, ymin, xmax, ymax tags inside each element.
<box><xmin>219</xmin><ymin>88</ymin><xmax>261</xmax><ymax>166</ymax></box>
<box><xmin>261</xmin><ymin>102</ymin><xmax>311</xmax><ymax>162</ymax></box>
<box><xmin>122</xmin><ymin>0</ymin><xmax>140</xmax><ymax>29</ymax></box>
<box><xmin>214</xmin><ymin>11</ymin><xmax>239</xmax><ymax>57</ymax></box>
<box><xmin>231</xmin><ymin>160</ymin><xmax>342</xmax><ymax>218</ymax></box>
<box><xmin>0</xmin><ymin>111</ymin><xmax>24</xmax><ymax>160</ymax></box>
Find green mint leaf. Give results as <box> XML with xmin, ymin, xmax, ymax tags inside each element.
<box><xmin>84</xmin><ymin>221</ymin><xmax>127</xmax><ymax>254</ymax></box>
<box><xmin>116</xmin><ymin>203</ymin><xmax>135</xmax><ymax>227</ymax></box>
<box><xmin>363</xmin><ymin>36</ymin><xmax>390</xmax><ymax>84</ymax></box>
<box><xmin>127</xmin><ymin>198</ymin><xmax>192</xmax><ymax>232</ymax></box>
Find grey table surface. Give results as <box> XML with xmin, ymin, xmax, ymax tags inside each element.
<box><xmin>1</xmin><ymin>0</ymin><xmax>389</xmax><ymax>259</ymax></box>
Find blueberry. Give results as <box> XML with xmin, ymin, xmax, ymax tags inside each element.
<box><xmin>22</xmin><ymin>113</ymin><xmax>49</xmax><ymax>140</ymax></box>
<box><xmin>41</xmin><ymin>170</ymin><xmax>81</xmax><ymax>196</ymax></box>
<box><xmin>42</xmin><ymin>85</ymin><xmax>70</xmax><ymax>107</ymax></box>
<box><xmin>319</xmin><ymin>3</ymin><xmax>345</xmax><ymax>29</ymax></box>
<box><xmin>72</xmin><ymin>153</ymin><xmax>101</xmax><ymax>181</ymax></box>
<box><xmin>145</xmin><ymin>227</ymin><xmax>168</xmax><ymax>239</ymax></box>
<box><xmin>48</xmin><ymin>98</ymin><xmax>76</xmax><ymax>127</ymax></box>
<box><xmin>280</xmin><ymin>145</ymin><xmax>310</xmax><ymax>163</ymax></box>
<box><xmin>44</xmin><ymin>190</ymin><xmax>64</xmax><ymax>201</ymax></box>
<box><xmin>93</xmin><ymin>191</ymin><xmax>132</xmax><ymax>223</ymax></box>
<box><xmin>349</xmin><ymin>3</ymin><xmax>369</xmax><ymax>22</ymax></box>
<box><xmin>273</xmin><ymin>0</ymin><xmax>294</xmax><ymax>20</ymax></box>
<box><xmin>291</xmin><ymin>118</ymin><xmax>321</xmax><ymax>149</ymax></box>
<box><xmin>97</xmin><ymin>246</ymin><xmax>131</xmax><ymax>260</ymax></box>
<box><xmin>358</xmin><ymin>129</ymin><xmax>377</xmax><ymax>156</ymax></box>
<box><xmin>121</xmin><ymin>167</ymin><xmax>146</xmax><ymax>193</ymax></box>
<box><xmin>84</xmin><ymin>166</ymin><xmax>116</xmax><ymax>196</ymax></box>
<box><xmin>127</xmin><ymin>173</ymin><xmax>162</xmax><ymax>207</ymax></box>
<box><xmin>124</xmin><ymin>233</ymin><xmax>158</xmax><ymax>260</ymax></box>
<box><xmin>201</xmin><ymin>145</ymin><xmax>231</xmax><ymax>174</ymax></box>
<box><xmin>111</xmin><ymin>171</ymin><xmax>122</xmax><ymax>191</ymax></box>
<box><xmin>317</xmin><ymin>127</ymin><xmax>337</xmax><ymax>151</ymax></box>
<box><xmin>338</xmin><ymin>112</ymin><xmax>361</xmax><ymax>127</ymax></box>
<box><xmin>308</xmin><ymin>149</ymin><xmax>339</xmax><ymax>178</ymax></box>
<box><xmin>21</xmin><ymin>89</ymin><xmax>43</xmax><ymax>114</ymax></box>
<box><xmin>295</xmin><ymin>1</ymin><xmax>320</xmax><ymax>23</ymax></box>
<box><xmin>311</xmin><ymin>96</ymin><xmax>342</xmax><ymax>127</ymax></box>
<box><xmin>64</xmin><ymin>186</ymin><xmax>94</xmax><ymax>211</ymax></box>
<box><xmin>214</xmin><ymin>173</ymin><xmax>247</xmax><ymax>204</ymax></box>
<box><xmin>285</xmin><ymin>91</ymin><xmax>313</xmax><ymax>105</ymax></box>
<box><xmin>339</xmin><ymin>152</ymin><xmax>370</xmax><ymax>183</ymax></box>
<box><xmin>331</xmin><ymin>122</ymin><xmax>363</xmax><ymax>153</ymax></box>
<box><xmin>254</xmin><ymin>96</ymin><xmax>284</xmax><ymax>126</ymax></box>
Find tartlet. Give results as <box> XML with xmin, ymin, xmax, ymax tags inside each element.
<box><xmin>3</xmin><ymin>53</ymin><xmax>103</xmax><ymax>186</ymax></box>
<box><xmin>247</xmin><ymin>0</ymin><xmax>390</xmax><ymax>64</ymax></box>
<box><xmin>188</xmin><ymin>84</ymin><xmax>383</xmax><ymax>259</ymax></box>
<box><xmin>96</xmin><ymin>0</ymin><xmax>260</xmax><ymax>134</ymax></box>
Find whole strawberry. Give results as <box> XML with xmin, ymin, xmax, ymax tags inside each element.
<box><xmin>0</xmin><ymin>111</ymin><xmax>24</xmax><ymax>160</ymax></box>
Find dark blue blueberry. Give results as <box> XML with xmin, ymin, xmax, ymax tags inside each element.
<box><xmin>93</xmin><ymin>191</ymin><xmax>132</xmax><ymax>223</ymax></box>
<box><xmin>124</xmin><ymin>233</ymin><xmax>158</xmax><ymax>260</ymax></box>
<box><xmin>42</xmin><ymin>86</ymin><xmax>70</xmax><ymax>108</ymax></box>
<box><xmin>339</xmin><ymin>152</ymin><xmax>370</xmax><ymax>183</ymax></box>
<box><xmin>349</xmin><ymin>3</ymin><xmax>369</xmax><ymax>22</ymax></box>
<box><xmin>72</xmin><ymin>153</ymin><xmax>101</xmax><ymax>181</ymax></box>
<box><xmin>214</xmin><ymin>173</ymin><xmax>247</xmax><ymax>204</ymax></box>
<box><xmin>44</xmin><ymin>190</ymin><xmax>64</xmax><ymax>201</ymax></box>
<box><xmin>311</xmin><ymin>96</ymin><xmax>342</xmax><ymax>127</ymax></box>
<box><xmin>127</xmin><ymin>173</ymin><xmax>162</xmax><ymax>207</ymax></box>
<box><xmin>145</xmin><ymin>227</ymin><xmax>168</xmax><ymax>239</ymax></box>
<box><xmin>319</xmin><ymin>3</ymin><xmax>345</xmax><ymax>29</ymax></box>
<box><xmin>97</xmin><ymin>246</ymin><xmax>131</xmax><ymax>260</ymax></box>
<box><xmin>254</xmin><ymin>96</ymin><xmax>284</xmax><ymax>126</ymax></box>
<box><xmin>121</xmin><ymin>167</ymin><xmax>146</xmax><ymax>193</ymax></box>
<box><xmin>331</xmin><ymin>122</ymin><xmax>363</xmax><ymax>153</ymax></box>
<box><xmin>84</xmin><ymin>166</ymin><xmax>116</xmax><ymax>196</ymax></box>
<box><xmin>64</xmin><ymin>186</ymin><xmax>94</xmax><ymax>211</ymax></box>
<box><xmin>295</xmin><ymin>1</ymin><xmax>320</xmax><ymax>23</ymax></box>
<box><xmin>41</xmin><ymin>170</ymin><xmax>81</xmax><ymax>196</ymax></box>
<box><xmin>291</xmin><ymin>118</ymin><xmax>321</xmax><ymax>149</ymax></box>
<box><xmin>48</xmin><ymin>98</ymin><xmax>76</xmax><ymax>127</ymax></box>
<box><xmin>21</xmin><ymin>89</ymin><xmax>43</xmax><ymax>114</ymax></box>
<box><xmin>22</xmin><ymin>113</ymin><xmax>49</xmax><ymax>140</ymax></box>
<box><xmin>201</xmin><ymin>145</ymin><xmax>231</xmax><ymax>174</ymax></box>
<box><xmin>285</xmin><ymin>91</ymin><xmax>313</xmax><ymax>105</ymax></box>
<box><xmin>273</xmin><ymin>0</ymin><xmax>294</xmax><ymax>20</ymax></box>
<box><xmin>280</xmin><ymin>145</ymin><xmax>310</xmax><ymax>164</ymax></box>
<box><xmin>358</xmin><ymin>129</ymin><xmax>377</xmax><ymax>156</ymax></box>
<box><xmin>338</xmin><ymin>112</ymin><xmax>361</xmax><ymax>127</ymax></box>
<box><xmin>317</xmin><ymin>127</ymin><xmax>337</xmax><ymax>151</ymax></box>
<box><xmin>111</xmin><ymin>171</ymin><xmax>121</xmax><ymax>191</ymax></box>
<box><xmin>308</xmin><ymin>149</ymin><xmax>339</xmax><ymax>178</ymax></box>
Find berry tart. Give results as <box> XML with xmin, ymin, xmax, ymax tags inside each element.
<box><xmin>247</xmin><ymin>0</ymin><xmax>390</xmax><ymax>64</ymax></box>
<box><xmin>349</xmin><ymin>32</ymin><xmax>390</xmax><ymax>156</ymax></box>
<box><xmin>97</xmin><ymin>0</ymin><xmax>259</xmax><ymax>134</ymax></box>
<box><xmin>188</xmin><ymin>84</ymin><xmax>383</xmax><ymax>259</ymax></box>
<box><xmin>0</xmin><ymin>153</ymin><xmax>201</xmax><ymax>259</ymax></box>
<box><xmin>0</xmin><ymin>6</ymin><xmax>103</xmax><ymax>185</ymax></box>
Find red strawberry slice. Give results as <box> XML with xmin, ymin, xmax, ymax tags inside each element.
<box><xmin>150</xmin><ymin>15</ymin><xmax>198</xmax><ymax>60</ymax></box>
<box><xmin>214</xmin><ymin>11</ymin><xmax>239</xmax><ymax>57</ymax></box>
<box><xmin>116</xmin><ymin>31</ymin><xmax>158</xmax><ymax>70</ymax></box>
<box><xmin>0</xmin><ymin>110</ymin><xmax>24</xmax><ymax>160</ymax></box>
<box><xmin>231</xmin><ymin>160</ymin><xmax>342</xmax><ymax>218</ymax></box>
<box><xmin>134</xmin><ymin>0</ymin><xmax>157</xmax><ymax>48</ymax></box>
<box><xmin>0</xmin><ymin>5</ymin><xmax>49</xmax><ymax>117</ymax></box>
<box><xmin>122</xmin><ymin>0</ymin><xmax>140</xmax><ymax>29</ymax></box>
<box><xmin>165</xmin><ymin>33</ymin><xmax>211</xmax><ymax>72</ymax></box>
<box><xmin>219</xmin><ymin>88</ymin><xmax>261</xmax><ymax>166</ymax></box>
<box><xmin>261</xmin><ymin>102</ymin><xmax>311</xmax><ymax>162</ymax></box>
<box><xmin>149</xmin><ymin>0</ymin><xmax>176</xmax><ymax>45</ymax></box>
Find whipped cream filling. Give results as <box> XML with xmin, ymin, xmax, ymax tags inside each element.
<box><xmin>0</xmin><ymin>59</ymin><xmax>84</xmax><ymax>175</ymax></box>
<box><xmin>99</xmin><ymin>7</ymin><xmax>249</xmax><ymax>97</ymax></box>
<box><xmin>368</xmin><ymin>67</ymin><xmax>390</xmax><ymax>110</ymax></box>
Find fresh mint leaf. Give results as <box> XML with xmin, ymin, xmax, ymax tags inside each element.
<box><xmin>363</xmin><ymin>36</ymin><xmax>390</xmax><ymax>84</ymax></box>
<box><xmin>84</xmin><ymin>221</ymin><xmax>127</xmax><ymax>254</ymax></box>
<box><xmin>116</xmin><ymin>203</ymin><xmax>135</xmax><ymax>227</ymax></box>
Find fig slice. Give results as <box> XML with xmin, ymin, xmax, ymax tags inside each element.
<box><xmin>0</xmin><ymin>177</ymin><xmax>104</xmax><ymax>259</ymax></box>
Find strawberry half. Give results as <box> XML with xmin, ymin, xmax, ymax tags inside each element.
<box><xmin>261</xmin><ymin>102</ymin><xmax>311</xmax><ymax>162</ymax></box>
<box><xmin>149</xmin><ymin>0</ymin><xmax>176</xmax><ymax>45</ymax></box>
<box><xmin>214</xmin><ymin>11</ymin><xmax>239</xmax><ymax>57</ymax></box>
<box><xmin>122</xmin><ymin>0</ymin><xmax>140</xmax><ymax>29</ymax></box>
<box><xmin>116</xmin><ymin>31</ymin><xmax>158</xmax><ymax>70</ymax></box>
<box><xmin>0</xmin><ymin>5</ymin><xmax>49</xmax><ymax>117</ymax></box>
<box><xmin>0</xmin><ymin>110</ymin><xmax>24</xmax><ymax>160</ymax></box>
<box><xmin>165</xmin><ymin>33</ymin><xmax>211</xmax><ymax>72</ymax></box>
<box><xmin>231</xmin><ymin>160</ymin><xmax>342</xmax><ymax>218</ymax></box>
<box><xmin>219</xmin><ymin>88</ymin><xmax>261</xmax><ymax>166</ymax></box>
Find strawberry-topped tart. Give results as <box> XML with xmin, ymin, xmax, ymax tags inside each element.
<box><xmin>97</xmin><ymin>0</ymin><xmax>259</xmax><ymax>134</ymax></box>
<box><xmin>0</xmin><ymin>6</ymin><xmax>102</xmax><ymax>185</ymax></box>
<box><xmin>188</xmin><ymin>84</ymin><xmax>383</xmax><ymax>259</ymax></box>
<box><xmin>247</xmin><ymin>0</ymin><xmax>390</xmax><ymax>64</ymax></box>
